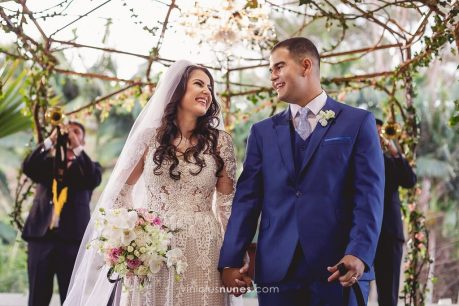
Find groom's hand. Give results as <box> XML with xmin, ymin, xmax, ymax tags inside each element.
<box><xmin>221</xmin><ymin>263</ymin><xmax>253</xmax><ymax>297</ymax></box>
<box><xmin>327</xmin><ymin>255</ymin><xmax>365</xmax><ymax>287</ymax></box>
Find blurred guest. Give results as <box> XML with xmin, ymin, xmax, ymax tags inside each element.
<box><xmin>22</xmin><ymin>121</ymin><xmax>101</xmax><ymax>306</ymax></box>
<box><xmin>374</xmin><ymin>118</ymin><xmax>417</xmax><ymax>306</ymax></box>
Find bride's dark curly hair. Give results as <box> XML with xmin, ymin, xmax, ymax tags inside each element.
<box><xmin>153</xmin><ymin>65</ymin><xmax>224</xmax><ymax>180</ymax></box>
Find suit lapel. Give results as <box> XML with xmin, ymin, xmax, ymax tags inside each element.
<box><xmin>273</xmin><ymin>108</ymin><xmax>295</xmax><ymax>183</ymax></box>
<box><xmin>299</xmin><ymin>97</ymin><xmax>342</xmax><ymax>175</ymax></box>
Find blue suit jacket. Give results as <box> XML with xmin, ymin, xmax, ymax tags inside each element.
<box><xmin>219</xmin><ymin>97</ymin><xmax>384</xmax><ymax>284</ymax></box>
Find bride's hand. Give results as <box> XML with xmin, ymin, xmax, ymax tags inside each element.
<box><xmin>234</xmin><ymin>261</ymin><xmax>251</xmax><ymax>286</ymax></box>
<box><xmin>234</xmin><ymin>252</ymin><xmax>252</xmax><ymax>290</ymax></box>
<box><xmin>221</xmin><ymin>267</ymin><xmax>253</xmax><ymax>297</ymax></box>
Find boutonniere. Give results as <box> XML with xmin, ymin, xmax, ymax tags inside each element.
<box><xmin>317</xmin><ymin>110</ymin><xmax>335</xmax><ymax>127</ymax></box>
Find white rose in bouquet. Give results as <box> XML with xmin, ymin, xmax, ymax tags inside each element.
<box><xmin>166</xmin><ymin>248</ymin><xmax>184</xmax><ymax>267</ymax></box>
<box><xmin>148</xmin><ymin>253</ymin><xmax>164</xmax><ymax>274</ymax></box>
<box><xmin>176</xmin><ymin>260</ymin><xmax>188</xmax><ymax>275</ymax></box>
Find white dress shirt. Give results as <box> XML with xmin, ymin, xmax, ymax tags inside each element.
<box><xmin>290</xmin><ymin>90</ymin><xmax>327</xmax><ymax>132</ymax></box>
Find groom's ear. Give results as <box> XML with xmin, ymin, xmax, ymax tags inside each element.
<box><xmin>301</xmin><ymin>57</ymin><xmax>314</xmax><ymax>77</ymax></box>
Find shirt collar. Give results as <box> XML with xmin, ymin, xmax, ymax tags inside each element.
<box><xmin>290</xmin><ymin>90</ymin><xmax>327</xmax><ymax>118</ymax></box>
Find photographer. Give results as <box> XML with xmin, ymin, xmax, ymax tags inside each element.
<box><xmin>21</xmin><ymin>121</ymin><xmax>101</xmax><ymax>306</ymax></box>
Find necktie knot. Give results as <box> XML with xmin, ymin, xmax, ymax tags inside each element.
<box><xmin>298</xmin><ymin>107</ymin><xmax>309</xmax><ymax>118</ymax></box>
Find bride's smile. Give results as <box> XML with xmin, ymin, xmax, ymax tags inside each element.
<box><xmin>179</xmin><ymin>69</ymin><xmax>213</xmax><ymax>118</ymax></box>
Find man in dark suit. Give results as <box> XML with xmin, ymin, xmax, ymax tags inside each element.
<box><xmin>22</xmin><ymin>121</ymin><xmax>102</xmax><ymax>306</ymax></box>
<box><xmin>374</xmin><ymin>119</ymin><xmax>417</xmax><ymax>306</ymax></box>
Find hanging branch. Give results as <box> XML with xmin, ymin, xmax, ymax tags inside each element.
<box><xmin>48</xmin><ymin>0</ymin><xmax>112</xmax><ymax>38</ymax></box>
<box><xmin>266</xmin><ymin>0</ymin><xmax>315</xmax><ymax>17</ymax></box>
<box><xmin>32</xmin><ymin>102</ymin><xmax>43</xmax><ymax>144</ymax></box>
<box><xmin>9</xmin><ymin>173</ymin><xmax>34</xmax><ymax>231</ymax></box>
<box><xmin>17</xmin><ymin>0</ymin><xmax>49</xmax><ymax>45</ymax></box>
<box><xmin>342</xmin><ymin>0</ymin><xmax>407</xmax><ymax>40</ymax></box>
<box><xmin>404</xmin><ymin>9</ymin><xmax>433</xmax><ymax>50</ymax></box>
<box><xmin>321</xmin><ymin>30</ymin><xmax>395</xmax><ymax>64</ymax></box>
<box><xmin>54</xmin><ymin>68</ymin><xmax>154</xmax><ymax>85</ymax></box>
<box><xmin>310</xmin><ymin>0</ymin><xmax>348</xmax><ymax>52</ymax></box>
<box><xmin>327</xmin><ymin>70</ymin><xmax>394</xmax><ymax>83</ymax></box>
<box><xmin>154</xmin><ymin>0</ymin><xmax>177</xmax><ymax>52</ymax></box>
<box><xmin>66</xmin><ymin>82</ymin><xmax>147</xmax><ymax>115</ymax></box>
<box><xmin>50</xmin><ymin>39</ymin><xmax>151</xmax><ymax>60</ymax></box>
<box><xmin>215</xmin><ymin>80</ymin><xmax>266</xmax><ymax>88</ymax></box>
<box><xmin>396</xmin><ymin>16</ymin><xmax>456</xmax><ymax>76</ymax></box>
<box><xmin>30</xmin><ymin>0</ymin><xmax>74</xmax><ymax>16</ymax></box>
<box><xmin>321</xmin><ymin>42</ymin><xmax>402</xmax><ymax>58</ymax></box>
<box><xmin>0</xmin><ymin>8</ymin><xmax>41</xmax><ymax>49</ymax></box>
<box><xmin>0</xmin><ymin>48</ymin><xmax>26</xmax><ymax>60</ymax></box>
<box><xmin>229</xmin><ymin>87</ymin><xmax>273</xmax><ymax>97</ymax></box>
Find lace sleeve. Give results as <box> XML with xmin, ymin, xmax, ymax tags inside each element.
<box><xmin>112</xmin><ymin>140</ymin><xmax>150</xmax><ymax>209</ymax></box>
<box><xmin>113</xmin><ymin>184</ymin><xmax>134</xmax><ymax>209</ymax></box>
<box><xmin>215</xmin><ymin>131</ymin><xmax>237</xmax><ymax>235</ymax></box>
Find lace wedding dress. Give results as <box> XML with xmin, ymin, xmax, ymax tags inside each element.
<box><xmin>113</xmin><ymin>130</ymin><xmax>236</xmax><ymax>306</ymax></box>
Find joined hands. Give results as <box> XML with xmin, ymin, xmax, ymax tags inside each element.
<box><xmin>221</xmin><ymin>261</ymin><xmax>253</xmax><ymax>297</ymax></box>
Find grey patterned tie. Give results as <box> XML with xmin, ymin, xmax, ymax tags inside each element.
<box><xmin>295</xmin><ymin>107</ymin><xmax>312</xmax><ymax>140</ymax></box>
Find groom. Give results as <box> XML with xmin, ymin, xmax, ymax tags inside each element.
<box><xmin>219</xmin><ymin>37</ymin><xmax>384</xmax><ymax>305</ymax></box>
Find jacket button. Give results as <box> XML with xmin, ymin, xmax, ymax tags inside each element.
<box><xmin>296</xmin><ymin>191</ymin><xmax>302</xmax><ymax>197</ymax></box>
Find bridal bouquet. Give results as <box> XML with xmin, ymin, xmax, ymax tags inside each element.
<box><xmin>89</xmin><ymin>207</ymin><xmax>187</xmax><ymax>284</ymax></box>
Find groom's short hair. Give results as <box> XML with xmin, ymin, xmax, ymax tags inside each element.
<box><xmin>272</xmin><ymin>37</ymin><xmax>320</xmax><ymax>68</ymax></box>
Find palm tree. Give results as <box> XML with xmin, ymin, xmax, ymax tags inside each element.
<box><xmin>0</xmin><ymin>59</ymin><xmax>32</xmax><ymax>214</ymax></box>
<box><xmin>0</xmin><ymin>60</ymin><xmax>31</xmax><ymax>139</ymax></box>
<box><xmin>0</xmin><ymin>59</ymin><xmax>32</xmax><ymax>293</ymax></box>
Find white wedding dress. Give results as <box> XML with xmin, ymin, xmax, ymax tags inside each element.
<box><xmin>113</xmin><ymin>130</ymin><xmax>236</xmax><ymax>306</ymax></box>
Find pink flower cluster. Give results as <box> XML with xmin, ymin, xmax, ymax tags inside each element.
<box><xmin>136</xmin><ymin>209</ymin><xmax>162</xmax><ymax>227</ymax></box>
<box><xmin>106</xmin><ymin>247</ymin><xmax>123</xmax><ymax>265</ymax></box>
<box><xmin>127</xmin><ymin>258</ymin><xmax>142</xmax><ymax>270</ymax></box>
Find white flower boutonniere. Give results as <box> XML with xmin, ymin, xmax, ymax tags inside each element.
<box><xmin>317</xmin><ymin>110</ymin><xmax>336</xmax><ymax>127</ymax></box>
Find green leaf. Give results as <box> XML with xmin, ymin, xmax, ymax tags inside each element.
<box><xmin>0</xmin><ymin>221</ymin><xmax>16</xmax><ymax>243</ymax></box>
<box><xmin>0</xmin><ymin>60</ymin><xmax>32</xmax><ymax>139</ymax></box>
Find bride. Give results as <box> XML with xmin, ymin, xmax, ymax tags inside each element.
<box><xmin>64</xmin><ymin>60</ymin><xmax>241</xmax><ymax>306</ymax></box>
